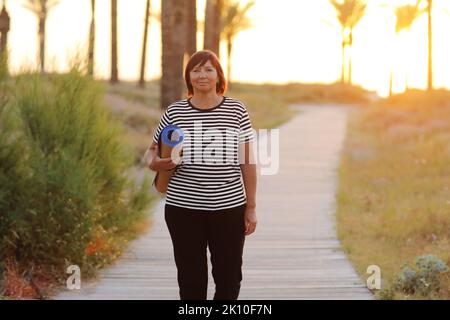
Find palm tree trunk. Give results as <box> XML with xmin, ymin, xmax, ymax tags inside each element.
<box><xmin>161</xmin><ymin>0</ymin><xmax>186</xmax><ymax>109</ymax></box>
<box><xmin>185</xmin><ymin>0</ymin><xmax>197</xmax><ymax>57</ymax></box>
<box><xmin>389</xmin><ymin>70</ymin><xmax>393</xmax><ymax>97</ymax></box>
<box><xmin>88</xmin><ymin>0</ymin><xmax>96</xmax><ymax>77</ymax></box>
<box><xmin>226</xmin><ymin>34</ymin><xmax>232</xmax><ymax>89</ymax></box>
<box><xmin>204</xmin><ymin>0</ymin><xmax>222</xmax><ymax>57</ymax></box>
<box><xmin>139</xmin><ymin>0</ymin><xmax>151</xmax><ymax>88</ymax></box>
<box><xmin>0</xmin><ymin>5</ymin><xmax>10</xmax><ymax>55</ymax></box>
<box><xmin>348</xmin><ymin>28</ymin><xmax>353</xmax><ymax>85</ymax></box>
<box><xmin>110</xmin><ymin>0</ymin><xmax>118</xmax><ymax>84</ymax></box>
<box><xmin>427</xmin><ymin>0</ymin><xmax>433</xmax><ymax>91</ymax></box>
<box><xmin>341</xmin><ymin>30</ymin><xmax>345</xmax><ymax>84</ymax></box>
<box><xmin>38</xmin><ymin>14</ymin><xmax>46</xmax><ymax>73</ymax></box>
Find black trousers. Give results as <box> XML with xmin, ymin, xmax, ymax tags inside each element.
<box><xmin>165</xmin><ymin>203</ymin><xmax>246</xmax><ymax>300</ymax></box>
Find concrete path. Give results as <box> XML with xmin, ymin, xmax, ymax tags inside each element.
<box><xmin>55</xmin><ymin>104</ymin><xmax>374</xmax><ymax>300</ymax></box>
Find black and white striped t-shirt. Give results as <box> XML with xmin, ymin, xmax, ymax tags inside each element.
<box><xmin>152</xmin><ymin>96</ymin><xmax>254</xmax><ymax>211</ymax></box>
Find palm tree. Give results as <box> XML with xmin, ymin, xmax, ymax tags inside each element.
<box><xmin>185</xmin><ymin>0</ymin><xmax>197</xmax><ymax>57</ymax></box>
<box><xmin>420</xmin><ymin>0</ymin><xmax>450</xmax><ymax>91</ymax></box>
<box><xmin>88</xmin><ymin>0</ymin><xmax>95</xmax><ymax>77</ymax></box>
<box><xmin>110</xmin><ymin>0</ymin><xmax>118</xmax><ymax>84</ymax></box>
<box><xmin>330</xmin><ymin>0</ymin><xmax>367</xmax><ymax>85</ymax></box>
<box><xmin>161</xmin><ymin>0</ymin><xmax>186</xmax><ymax>109</ymax></box>
<box><xmin>22</xmin><ymin>0</ymin><xmax>59</xmax><ymax>73</ymax></box>
<box><xmin>330</xmin><ymin>0</ymin><xmax>353</xmax><ymax>84</ymax></box>
<box><xmin>346</xmin><ymin>0</ymin><xmax>367</xmax><ymax>85</ymax></box>
<box><xmin>426</xmin><ymin>0</ymin><xmax>433</xmax><ymax>91</ymax></box>
<box><xmin>0</xmin><ymin>1</ymin><xmax>10</xmax><ymax>77</ymax></box>
<box><xmin>204</xmin><ymin>0</ymin><xmax>222</xmax><ymax>56</ymax></box>
<box><xmin>0</xmin><ymin>1</ymin><xmax>10</xmax><ymax>55</ymax></box>
<box><xmin>391</xmin><ymin>3</ymin><xmax>421</xmax><ymax>95</ymax></box>
<box><xmin>138</xmin><ymin>0</ymin><xmax>151</xmax><ymax>88</ymax></box>
<box><xmin>221</xmin><ymin>0</ymin><xmax>254</xmax><ymax>87</ymax></box>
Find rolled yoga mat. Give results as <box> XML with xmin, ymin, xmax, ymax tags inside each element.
<box><xmin>153</xmin><ymin>124</ymin><xmax>184</xmax><ymax>193</ymax></box>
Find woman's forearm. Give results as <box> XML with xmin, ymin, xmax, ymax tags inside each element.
<box><xmin>239</xmin><ymin>141</ymin><xmax>257</xmax><ymax>207</ymax></box>
<box><xmin>144</xmin><ymin>147</ymin><xmax>156</xmax><ymax>167</ymax></box>
<box><xmin>240</xmin><ymin>164</ymin><xmax>257</xmax><ymax>207</ymax></box>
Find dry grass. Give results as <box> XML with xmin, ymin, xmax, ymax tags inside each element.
<box><xmin>337</xmin><ymin>89</ymin><xmax>450</xmax><ymax>299</ymax></box>
<box><xmin>106</xmin><ymin>80</ymin><xmax>372</xmax><ymax>130</ymax></box>
<box><xmin>2</xmin><ymin>258</ymin><xmax>58</xmax><ymax>300</ymax></box>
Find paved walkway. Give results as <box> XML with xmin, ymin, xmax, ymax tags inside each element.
<box><xmin>55</xmin><ymin>104</ymin><xmax>373</xmax><ymax>300</ymax></box>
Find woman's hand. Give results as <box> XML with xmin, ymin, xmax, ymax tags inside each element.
<box><xmin>150</xmin><ymin>156</ymin><xmax>178</xmax><ymax>172</ymax></box>
<box><xmin>244</xmin><ymin>206</ymin><xmax>257</xmax><ymax>236</ymax></box>
<box><xmin>147</xmin><ymin>145</ymin><xmax>178</xmax><ymax>172</ymax></box>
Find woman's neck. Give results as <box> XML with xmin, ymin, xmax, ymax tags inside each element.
<box><xmin>190</xmin><ymin>91</ymin><xmax>222</xmax><ymax>109</ymax></box>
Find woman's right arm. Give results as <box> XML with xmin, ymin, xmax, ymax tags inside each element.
<box><xmin>144</xmin><ymin>141</ymin><xmax>178</xmax><ymax>172</ymax></box>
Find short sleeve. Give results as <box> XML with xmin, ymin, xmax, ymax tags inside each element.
<box><xmin>238</xmin><ymin>105</ymin><xmax>254</xmax><ymax>144</ymax></box>
<box><xmin>152</xmin><ymin>108</ymin><xmax>171</xmax><ymax>144</ymax></box>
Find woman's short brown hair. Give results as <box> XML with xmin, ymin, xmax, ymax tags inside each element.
<box><xmin>184</xmin><ymin>50</ymin><xmax>227</xmax><ymax>97</ymax></box>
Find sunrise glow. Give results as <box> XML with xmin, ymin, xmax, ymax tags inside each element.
<box><xmin>6</xmin><ymin>0</ymin><xmax>450</xmax><ymax>97</ymax></box>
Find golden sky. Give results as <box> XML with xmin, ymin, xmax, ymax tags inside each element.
<box><xmin>6</xmin><ymin>0</ymin><xmax>450</xmax><ymax>97</ymax></box>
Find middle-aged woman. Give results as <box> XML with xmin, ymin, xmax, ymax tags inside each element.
<box><xmin>145</xmin><ymin>50</ymin><xmax>257</xmax><ymax>300</ymax></box>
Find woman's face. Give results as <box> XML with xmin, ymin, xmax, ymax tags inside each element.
<box><xmin>189</xmin><ymin>60</ymin><xmax>218</xmax><ymax>94</ymax></box>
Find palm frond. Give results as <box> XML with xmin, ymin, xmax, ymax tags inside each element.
<box><xmin>348</xmin><ymin>0</ymin><xmax>367</xmax><ymax>28</ymax></box>
<box><xmin>21</xmin><ymin>0</ymin><xmax>60</xmax><ymax>15</ymax></box>
<box><xmin>21</xmin><ymin>0</ymin><xmax>40</xmax><ymax>14</ymax></box>
<box><xmin>221</xmin><ymin>0</ymin><xmax>254</xmax><ymax>38</ymax></box>
<box><xmin>329</xmin><ymin>0</ymin><xmax>367</xmax><ymax>29</ymax></box>
<box><xmin>46</xmin><ymin>0</ymin><xmax>60</xmax><ymax>11</ymax></box>
<box><xmin>395</xmin><ymin>3</ymin><xmax>422</xmax><ymax>33</ymax></box>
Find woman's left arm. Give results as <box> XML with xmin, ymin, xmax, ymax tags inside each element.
<box><xmin>240</xmin><ymin>141</ymin><xmax>257</xmax><ymax>236</ymax></box>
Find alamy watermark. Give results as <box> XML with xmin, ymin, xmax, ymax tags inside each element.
<box><xmin>366</xmin><ymin>265</ymin><xmax>381</xmax><ymax>290</ymax></box>
<box><xmin>66</xmin><ymin>265</ymin><xmax>81</xmax><ymax>290</ymax></box>
<box><xmin>167</xmin><ymin>121</ymin><xmax>280</xmax><ymax>175</ymax></box>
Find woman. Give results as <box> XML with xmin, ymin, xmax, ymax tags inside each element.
<box><xmin>145</xmin><ymin>50</ymin><xmax>257</xmax><ymax>300</ymax></box>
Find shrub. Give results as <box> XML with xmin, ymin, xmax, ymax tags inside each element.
<box><xmin>395</xmin><ymin>254</ymin><xmax>449</xmax><ymax>297</ymax></box>
<box><xmin>0</xmin><ymin>50</ymin><xmax>10</xmax><ymax>294</ymax></box>
<box><xmin>0</xmin><ymin>69</ymin><xmax>153</xmax><ymax>296</ymax></box>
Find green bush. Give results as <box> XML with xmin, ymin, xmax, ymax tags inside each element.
<box><xmin>395</xmin><ymin>254</ymin><xmax>449</xmax><ymax>297</ymax></box>
<box><xmin>0</xmin><ymin>50</ymin><xmax>10</xmax><ymax>293</ymax></box>
<box><xmin>0</xmin><ymin>69</ymin><xmax>153</xmax><ymax>288</ymax></box>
